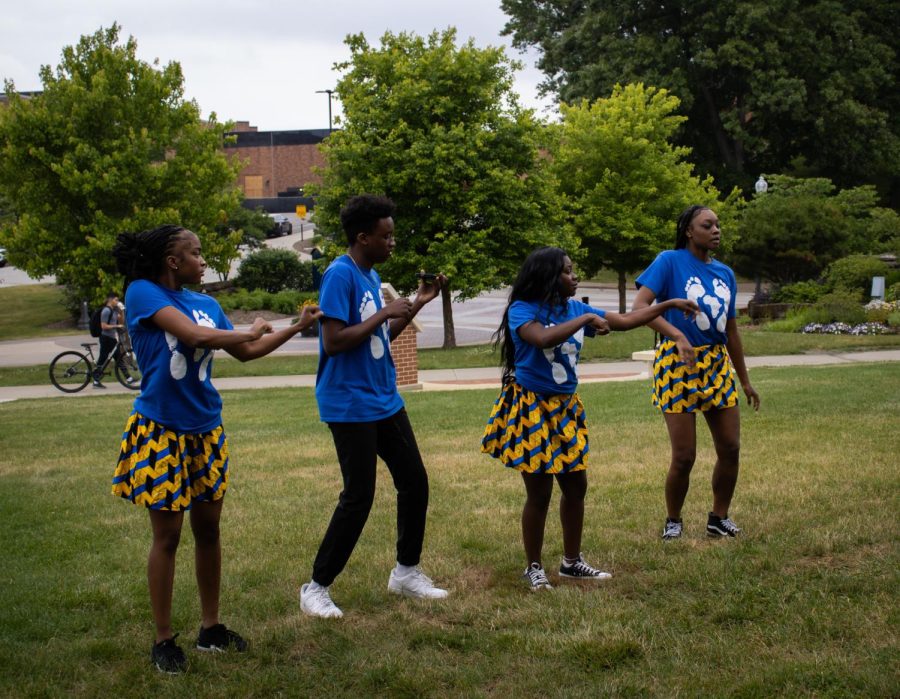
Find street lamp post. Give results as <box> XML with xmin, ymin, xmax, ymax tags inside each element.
<box><xmin>753</xmin><ymin>175</ymin><xmax>768</xmax><ymax>297</ymax></box>
<box><xmin>315</xmin><ymin>89</ymin><xmax>336</xmax><ymax>133</ymax></box>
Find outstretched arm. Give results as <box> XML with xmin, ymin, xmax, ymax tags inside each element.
<box><xmin>225</xmin><ymin>305</ymin><xmax>324</xmax><ymax>362</ymax></box>
<box><xmin>517</xmin><ymin>313</ymin><xmax>609</xmax><ymax>348</ymax></box>
<box><xmin>151</xmin><ymin>306</ymin><xmax>272</xmax><ymax>350</ymax></box>
<box><xmin>605</xmin><ymin>298</ymin><xmax>698</xmax><ymax>331</ymax></box>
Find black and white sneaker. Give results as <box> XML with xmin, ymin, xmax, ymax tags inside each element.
<box><xmin>523</xmin><ymin>562</ymin><xmax>553</xmax><ymax>591</ymax></box>
<box><xmin>559</xmin><ymin>553</ymin><xmax>612</xmax><ymax>580</ymax></box>
<box><xmin>707</xmin><ymin>513</ymin><xmax>741</xmax><ymax>538</ymax></box>
<box><xmin>662</xmin><ymin>517</ymin><xmax>683</xmax><ymax>540</ymax></box>
<box><xmin>151</xmin><ymin>635</ymin><xmax>187</xmax><ymax>674</ymax></box>
<box><xmin>196</xmin><ymin>623</ymin><xmax>248</xmax><ymax>652</ymax></box>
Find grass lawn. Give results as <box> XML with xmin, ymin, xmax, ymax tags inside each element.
<box><xmin>0</xmin><ymin>284</ymin><xmax>80</xmax><ymax>340</ymax></box>
<box><xmin>1</xmin><ymin>364</ymin><xmax>898</xmax><ymax>697</ymax></box>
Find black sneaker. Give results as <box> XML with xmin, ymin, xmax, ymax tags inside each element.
<box><xmin>707</xmin><ymin>513</ymin><xmax>741</xmax><ymax>538</ymax></box>
<box><xmin>196</xmin><ymin>623</ymin><xmax>248</xmax><ymax>652</ymax></box>
<box><xmin>523</xmin><ymin>562</ymin><xmax>553</xmax><ymax>591</ymax></box>
<box><xmin>92</xmin><ymin>380</ymin><xmax>106</xmax><ymax>389</ymax></box>
<box><xmin>559</xmin><ymin>553</ymin><xmax>612</xmax><ymax>580</ymax></box>
<box><xmin>662</xmin><ymin>517</ymin><xmax>683</xmax><ymax>540</ymax></box>
<box><xmin>151</xmin><ymin>635</ymin><xmax>187</xmax><ymax>674</ymax></box>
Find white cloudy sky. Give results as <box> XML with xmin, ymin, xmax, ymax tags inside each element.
<box><xmin>0</xmin><ymin>0</ymin><xmax>557</xmax><ymax>131</ymax></box>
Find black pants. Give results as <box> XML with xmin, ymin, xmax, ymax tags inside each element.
<box><xmin>93</xmin><ymin>335</ymin><xmax>119</xmax><ymax>382</ymax></box>
<box><xmin>312</xmin><ymin>409</ymin><xmax>429</xmax><ymax>587</ymax></box>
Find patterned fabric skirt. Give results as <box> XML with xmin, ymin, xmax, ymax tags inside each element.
<box><xmin>481</xmin><ymin>382</ymin><xmax>589</xmax><ymax>474</ymax></box>
<box><xmin>111</xmin><ymin>412</ymin><xmax>229</xmax><ymax>511</ymax></box>
<box><xmin>652</xmin><ymin>339</ymin><xmax>737</xmax><ymax>413</ymax></box>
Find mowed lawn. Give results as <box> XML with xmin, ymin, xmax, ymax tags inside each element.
<box><xmin>1</xmin><ymin>364</ymin><xmax>898</xmax><ymax>697</ymax></box>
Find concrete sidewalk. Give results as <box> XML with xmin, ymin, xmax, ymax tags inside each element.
<box><xmin>1</xmin><ymin>349</ymin><xmax>898</xmax><ymax>404</ymax></box>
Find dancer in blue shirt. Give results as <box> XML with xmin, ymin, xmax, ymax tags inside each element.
<box><xmin>111</xmin><ymin>224</ymin><xmax>321</xmax><ymax>673</ymax></box>
<box><xmin>482</xmin><ymin>246</ymin><xmax>698</xmax><ymax>590</ymax></box>
<box><xmin>299</xmin><ymin>195</ymin><xmax>449</xmax><ymax>619</ymax></box>
<box><xmin>633</xmin><ymin>206</ymin><xmax>760</xmax><ymax>541</ymax></box>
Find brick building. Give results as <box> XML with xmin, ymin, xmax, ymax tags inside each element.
<box><xmin>224</xmin><ymin>121</ymin><xmax>329</xmax><ymax>203</ymax></box>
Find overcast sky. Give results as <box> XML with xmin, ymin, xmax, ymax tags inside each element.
<box><xmin>0</xmin><ymin>0</ymin><xmax>557</xmax><ymax>131</ymax></box>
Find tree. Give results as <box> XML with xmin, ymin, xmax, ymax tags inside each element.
<box><xmin>310</xmin><ymin>29</ymin><xmax>563</xmax><ymax>348</ymax></box>
<box><xmin>550</xmin><ymin>84</ymin><xmax>736</xmax><ymax>311</ymax></box>
<box><xmin>501</xmin><ymin>1</ymin><xmax>900</xmax><ymax>201</ymax></box>
<box><xmin>0</xmin><ymin>25</ymin><xmax>242</xmax><ymax>309</ymax></box>
<box><xmin>731</xmin><ymin>175</ymin><xmax>890</xmax><ymax>285</ymax></box>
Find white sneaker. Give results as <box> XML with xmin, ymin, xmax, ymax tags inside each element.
<box><xmin>387</xmin><ymin>567</ymin><xmax>449</xmax><ymax>599</ymax></box>
<box><xmin>300</xmin><ymin>583</ymin><xmax>343</xmax><ymax>618</ymax></box>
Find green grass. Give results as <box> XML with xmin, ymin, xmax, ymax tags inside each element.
<box><xmin>1</xmin><ymin>364</ymin><xmax>898</xmax><ymax>697</ymax></box>
<box><xmin>0</xmin><ymin>284</ymin><xmax>80</xmax><ymax>340</ymax></box>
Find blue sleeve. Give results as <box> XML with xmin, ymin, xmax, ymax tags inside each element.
<box><xmin>318</xmin><ymin>264</ymin><xmax>353</xmax><ymax>325</ymax></box>
<box><xmin>635</xmin><ymin>252</ymin><xmax>671</xmax><ymax>300</ymax></box>
<box><xmin>125</xmin><ymin>280</ymin><xmax>170</xmax><ymax>326</ymax></box>
<box><xmin>508</xmin><ymin>301</ymin><xmax>537</xmax><ymax>335</ymax></box>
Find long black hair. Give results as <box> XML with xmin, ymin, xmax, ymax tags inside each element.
<box><xmin>674</xmin><ymin>205</ymin><xmax>710</xmax><ymax>249</ymax></box>
<box><xmin>494</xmin><ymin>246</ymin><xmax>569</xmax><ymax>384</ymax></box>
<box><xmin>111</xmin><ymin>224</ymin><xmax>187</xmax><ymax>294</ymax></box>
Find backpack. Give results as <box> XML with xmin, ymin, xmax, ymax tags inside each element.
<box><xmin>89</xmin><ymin>307</ymin><xmax>104</xmax><ymax>338</ymax></box>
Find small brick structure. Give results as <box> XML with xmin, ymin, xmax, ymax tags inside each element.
<box><xmin>381</xmin><ymin>283</ymin><xmax>422</xmax><ymax>388</ymax></box>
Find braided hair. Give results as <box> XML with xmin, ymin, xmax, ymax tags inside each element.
<box><xmin>112</xmin><ymin>224</ymin><xmax>187</xmax><ymax>294</ymax></box>
<box><xmin>493</xmin><ymin>246</ymin><xmax>569</xmax><ymax>385</ymax></box>
<box><xmin>674</xmin><ymin>206</ymin><xmax>710</xmax><ymax>250</ymax></box>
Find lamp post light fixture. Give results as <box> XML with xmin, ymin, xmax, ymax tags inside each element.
<box><xmin>754</xmin><ymin>175</ymin><xmax>768</xmax><ymax>194</ymax></box>
<box><xmin>316</xmin><ymin>89</ymin><xmax>336</xmax><ymax>133</ymax></box>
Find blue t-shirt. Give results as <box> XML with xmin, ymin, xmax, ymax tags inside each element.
<box><xmin>125</xmin><ymin>279</ymin><xmax>233</xmax><ymax>433</ymax></box>
<box><xmin>635</xmin><ymin>249</ymin><xmax>737</xmax><ymax>347</ymax></box>
<box><xmin>315</xmin><ymin>255</ymin><xmax>404</xmax><ymax>423</ymax></box>
<box><xmin>508</xmin><ymin>299</ymin><xmax>606</xmax><ymax>395</ymax></box>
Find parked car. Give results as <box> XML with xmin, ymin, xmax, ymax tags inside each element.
<box><xmin>0</xmin><ymin>247</ymin><xmax>7</xmax><ymax>267</ymax></box>
<box><xmin>268</xmin><ymin>214</ymin><xmax>293</xmax><ymax>238</ymax></box>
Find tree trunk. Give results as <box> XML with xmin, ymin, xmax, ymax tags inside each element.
<box><xmin>699</xmin><ymin>83</ymin><xmax>743</xmax><ymax>174</ymax></box>
<box><xmin>441</xmin><ymin>285</ymin><xmax>456</xmax><ymax>349</ymax></box>
<box><xmin>618</xmin><ymin>269</ymin><xmax>627</xmax><ymax>313</ymax></box>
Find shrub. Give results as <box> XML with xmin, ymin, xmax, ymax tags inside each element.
<box><xmin>887</xmin><ymin>282</ymin><xmax>900</xmax><ymax>303</ymax></box>
<box><xmin>237</xmin><ymin>249</ymin><xmax>314</xmax><ymax>293</ymax></box>
<box><xmin>216</xmin><ymin>288</ymin><xmax>317</xmax><ymax>314</ymax></box>
<box><xmin>804</xmin><ymin>291</ymin><xmax>866</xmax><ymax>325</ymax></box>
<box><xmin>824</xmin><ymin>255</ymin><xmax>889</xmax><ymax>301</ymax></box>
<box><xmin>888</xmin><ymin>311</ymin><xmax>900</xmax><ymax>328</ymax></box>
<box><xmin>771</xmin><ymin>281</ymin><xmax>826</xmax><ymax>303</ymax></box>
<box><xmin>864</xmin><ymin>300</ymin><xmax>896</xmax><ymax>324</ymax></box>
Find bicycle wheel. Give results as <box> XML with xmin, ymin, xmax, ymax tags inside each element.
<box><xmin>49</xmin><ymin>351</ymin><xmax>92</xmax><ymax>393</ymax></box>
<box><xmin>115</xmin><ymin>351</ymin><xmax>142</xmax><ymax>390</ymax></box>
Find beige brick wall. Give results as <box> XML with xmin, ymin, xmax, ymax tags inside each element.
<box><xmin>393</xmin><ymin>325</ymin><xmax>419</xmax><ymax>386</ymax></box>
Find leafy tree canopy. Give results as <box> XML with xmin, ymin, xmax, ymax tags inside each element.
<box><xmin>501</xmin><ymin>1</ymin><xmax>900</xmax><ymax>201</ymax></box>
<box><xmin>309</xmin><ymin>28</ymin><xmax>565</xmax><ymax>347</ymax></box>
<box><xmin>0</xmin><ymin>24</ymin><xmax>242</xmax><ymax>308</ymax></box>
<box><xmin>732</xmin><ymin>174</ymin><xmax>895</xmax><ymax>285</ymax></box>
<box><xmin>550</xmin><ymin>83</ymin><xmax>737</xmax><ymax>311</ymax></box>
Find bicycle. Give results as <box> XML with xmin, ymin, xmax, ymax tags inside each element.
<box><xmin>49</xmin><ymin>338</ymin><xmax>142</xmax><ymax>393</ymax></box>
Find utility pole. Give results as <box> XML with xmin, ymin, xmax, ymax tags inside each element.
<box><xmin>315</xmin><ymin>89</ymin><xmax>336</xmax><ymax>133</ymax></box>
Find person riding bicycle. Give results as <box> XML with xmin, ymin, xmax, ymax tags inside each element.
<box><xmin>93</xmin><ymin>292</ymin><xmax>133</xmax><ymax>388</ymax></box>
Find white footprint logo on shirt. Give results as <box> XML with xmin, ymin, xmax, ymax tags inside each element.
<box><xmin>542</xmin><ymin>325</ymin><xmax>582</xmax><ymax>384</ymax></box>
<box><xmin>685</xmin><ymin>277</ymin><xmax>711</xmax><ymax>330</ymax></box>
<box><xmin>166</xmin><ymin>330</ymin><xmax>187</xmax><ymax>380</ymax></box>
<box><xmin>191</xmin><ymin>309</ymin><xmax>216</xmax><ymax>380</ymax></box>
<box><xmin>359</xmin><ymin>291</ymin><xmax>384</xmax><ymax>359</ymax></box>
<box><xmin>712</xmin><ymin>278</ymin><xmax>731</xmax><ymax>332</ymax></box>
<box><xmin>684</xmin><ymin>276</ymin><xmax>730</xmax><ymax>333</ymax></box>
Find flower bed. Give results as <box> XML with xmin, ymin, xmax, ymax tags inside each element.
<box><xmin>802</xmin><ymin>322</ymin><xmax>893</xmax><ymax>335</ymax></box>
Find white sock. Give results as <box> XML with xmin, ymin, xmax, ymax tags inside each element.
<box><xmin>307</xmin><ymin>580</ymin><xmax>326</xmax><ymax>592</ymax></box>
<box><xmin>394</xmin><ymin>563</ymin><xmax>416</xmax><ymax>577</ymax></box>
<box><xmin>563</xmin><ymin>555</ymin><xmax>579</xmax><ymax>567</ymax></box>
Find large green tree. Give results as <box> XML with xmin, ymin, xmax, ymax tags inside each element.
<box><xmin>310</xmin><ymin>28</ymin><xmax>563</xmax><ymax>348</ymax></box>
<box><xmin>550</xmin><ymin>84</ymin><xmax>736</xmax><ymax>311</ymax></box>
<box><xmin>501</xmin><ymin>1</ymin><xmax>900</xmax><ymax>200</ymax></box>
<box><xmin>0</xmin><ymin>24</ymin><xmax>242</xmax><ymax>308</ymax></box>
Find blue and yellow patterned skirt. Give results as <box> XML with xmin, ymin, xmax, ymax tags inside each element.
<box><xmin>652</xmin><ymin>339</ymin><xmax>737</xmax><ymax>413</ymax></box>
<box><xmin>481</xmin><ymin>382</ymin><xmax>589</xmax><ymax>474</ymax></box>
<box><xmin>111</xmin><ymin>412</ymin><xmax>229</xmax><ymax>511</ymax></box>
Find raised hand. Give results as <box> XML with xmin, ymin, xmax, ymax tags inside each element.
<box><xmin>250</xmin><ymin>317</ymin><xmax>273</xmax><ymax>339</ymax></box>
<box><xmin>384</xmin><ymin>297</ymin><xmax>414</xmax><ymax>320</ymax></box>
<box><xmin>415</xmin><ymin>272</ymin><xmax>447</xmax><ymax>304</ymax></box>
